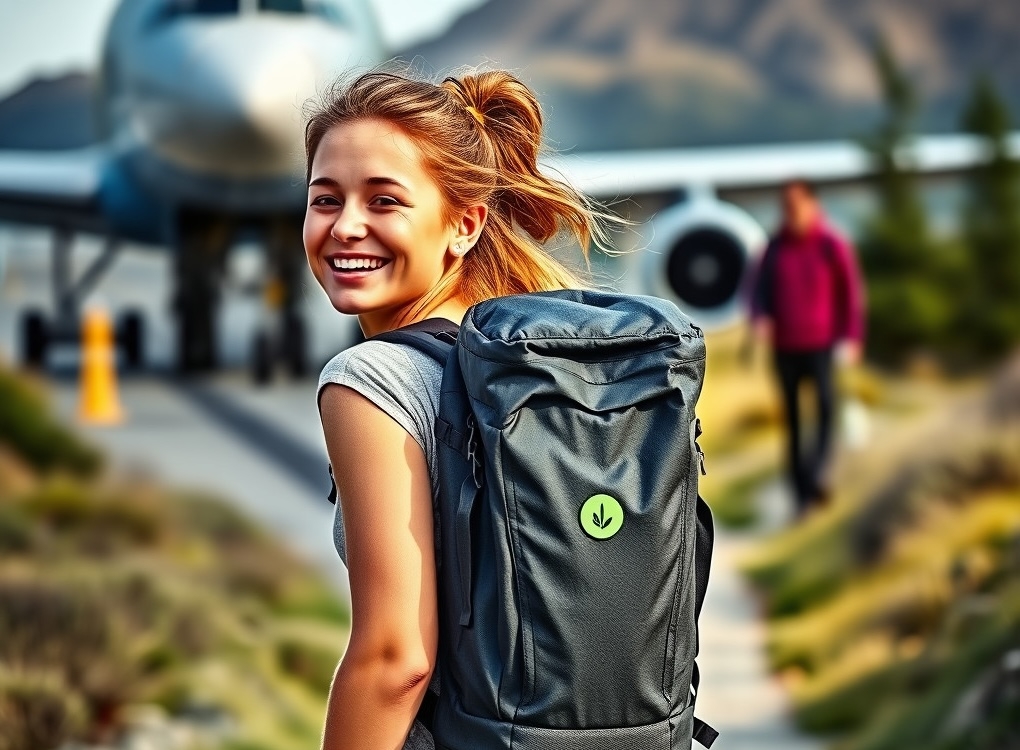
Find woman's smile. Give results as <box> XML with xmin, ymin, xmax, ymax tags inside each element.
<box><xmin>325</xmin><ymin>253</ymin><xmax>393</xmax><ymax>282</ymax></box>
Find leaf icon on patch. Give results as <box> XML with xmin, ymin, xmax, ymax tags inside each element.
<box><xmin>580</xmin><ymin>494</ymin><xmax>624</xmax><ymax>539</ymax></box>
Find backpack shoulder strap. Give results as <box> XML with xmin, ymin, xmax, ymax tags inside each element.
<box><xmin>370</xmin><ymin>318</ymin><xmax>459</xmax><ymax>366</ymax></box>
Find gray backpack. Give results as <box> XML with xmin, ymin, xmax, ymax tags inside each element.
<box><xmin>373</xmin><ymin>289</ymin><xmax>718</xmax><ymax>750</ymax></box>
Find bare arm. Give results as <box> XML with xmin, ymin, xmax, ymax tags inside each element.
<box><xmin>319</xmin><ymin>384</ymin><xmax>438</xmax><ymax>750</ymax></box>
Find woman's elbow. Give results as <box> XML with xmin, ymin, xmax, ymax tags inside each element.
<box><xmin>391</xmin><ymin>660</ymin><xmax>433</xmax><ymax>703</ymax></box>
<box><xmin>341</xmin><ymin>643</ymin><xmax>435</xmax><ymax>707</ymax></box>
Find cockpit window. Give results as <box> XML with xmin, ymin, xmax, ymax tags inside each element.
<box><xmin>258</xmin><ymin>0</ymin><xmax>305</xmax><ymax>12</ymax></box>
<box><xmin>181</xmin><ymin>0</ymin><xmax>240</xmax><ymax>14</ymax></box>
<box><xmin>158</xmin><ymin>0</ymin><xmax>239</xmax><ymax>19</ymax></box>
<box><xmin>154</xmin><ymin>0</ymin><xmax>362</xmax><ymax>29</ymax></box>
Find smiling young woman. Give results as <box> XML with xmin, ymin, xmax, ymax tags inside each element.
<box><xmin>304</xmin><ymin>69</ymin><xmax>611</xmax><ymax>750</ymax></box>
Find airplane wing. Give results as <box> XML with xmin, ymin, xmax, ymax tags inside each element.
<box><xmin>0</xmin><ymin>147</ymin><xmax>110</xmax><ymax>233</ymax></box>
<box><xmin>543</xmin><ymin>132</ymin><xmax>1020</xmax><ymax>198</ymax></box>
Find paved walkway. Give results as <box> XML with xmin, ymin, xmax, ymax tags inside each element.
<box><xmin>51</xmin><ymin>375</ymin><xmax>349</xmax><ymax>600</ymax></box>
<box><xmin>696</xmin><ymin>480</ymin><xmax>821</xmax><ymax>749</ymax></box>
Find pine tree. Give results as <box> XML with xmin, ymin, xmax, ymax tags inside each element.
<box><xmin>959</xmin><ymin>74</ymin><xmax>1020</xmax><ymax>360</ymax></box>
<box><xmin>858</xmin><ymin>36</ymin><xmax>954</xmax><ymax>364</ymax></box>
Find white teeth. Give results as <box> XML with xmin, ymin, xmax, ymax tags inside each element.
<box><xmin>331</xmin><ymin>257</ymin><xmax>385</xmax><ymax>270</ymax></box>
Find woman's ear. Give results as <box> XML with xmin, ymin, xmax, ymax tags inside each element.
<box><xmin>450</xmin><ymin>203</ymin><xmax>488</xmax><ymax>256</ymax></box>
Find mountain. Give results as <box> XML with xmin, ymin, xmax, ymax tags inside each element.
<box><xmin>0</xmin><ymin>73</ymin><xmax>97</xmax><ymax>150</ymax></box>
<box><xmin>404</xmin><ymin>0</ymin><xmax>1020</xmax><ymax>150</ymax></box>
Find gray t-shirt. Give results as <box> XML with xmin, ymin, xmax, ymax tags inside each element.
<box><xmin>317</xmin><ymin>339</ymin><xmax>444</xmax><ymax>750</ymax></box>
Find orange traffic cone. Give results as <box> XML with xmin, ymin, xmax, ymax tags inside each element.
<box><xmin>78</xmin><ymin>307</ymin><xmax>125</xmax><ymax>425</ymax></box>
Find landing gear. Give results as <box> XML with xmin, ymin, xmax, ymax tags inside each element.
<box><xmin>245</xmin><ymin>219</ymin><xmax>308</xmax><ymax>384</ymax></box>
<box><xmin>249</xmin><ymin>314</ymin><xmax>307</xmax><ymax>386</ymax></box>
<box><xmin>21</xmin><ymin>310</ymin><xmax>48</xmax><ymax>368</ymax></box>
<box><xmin>173</xmin><ymin>212</ymin><xmax>308</xmax><ymax>381</ymax></box>
<box><xmin>16</xmin><ymin>231</ymin><xmax>140</xmax><ymax>370</ymax></box>
<box><xmin>173</xmin><ymin>211</ymin><xmax>230</xmax><ymax>374</ymax></box>
<box><xmin>251</xmin><ymin>328</ymin><xmax>273</xmax><ymax>386</ymax></box>
<box><xmin>282</xmin><ymin>312</ymin><xmax>307</xmax><ymax>379</ymax></box>
<box><xmin>117</xmin><ymin>309</ymin><xmax>145</xmax><ymax>370</ymax></box>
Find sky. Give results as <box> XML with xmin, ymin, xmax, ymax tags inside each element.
<box><xmin>0</xmin><ymin>0</ymin><xmax>485</xmax><ymax>98</ymax></box>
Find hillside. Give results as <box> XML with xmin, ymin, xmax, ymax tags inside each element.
<box><xmin>405</xmin><ymin>0</ymin><xmax>1020</xmax><ymax>150</ymax></box>
<box><xmin>1</xmin><ymin>2</ymin><xmax>1017</xmax><ymax>152</ymax></box>
<box><xmin>0</xmin><ymin>73</ymin><xmax>96</xmax><ymax>150</ymax></box>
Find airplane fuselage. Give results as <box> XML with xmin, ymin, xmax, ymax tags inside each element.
<box><xmin>94</xmin><ymin>0</ymin><xmax>385</xmax><ymax>244</ymax></box>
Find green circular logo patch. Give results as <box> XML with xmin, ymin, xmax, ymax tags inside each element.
<box><xmin>580</xmin><ymin>494</ymin><xmax>624</xmax><ymax>540</ymax></box>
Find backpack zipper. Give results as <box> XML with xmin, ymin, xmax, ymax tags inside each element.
<box><xmin>466</xmin><ymin>414</ymin><xmax>483</xmax><ymax>488</ymax></box>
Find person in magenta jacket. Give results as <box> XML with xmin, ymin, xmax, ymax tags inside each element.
<box><xmin>750</xmin><ymin>179</ymin><xmax>866</xmax><ymax>516</ymax></box>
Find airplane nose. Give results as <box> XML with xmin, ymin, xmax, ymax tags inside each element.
<box><xmin>132</xmin><ymin>19</ymin><xmax>360</xmax><ymax>180</ymax></box>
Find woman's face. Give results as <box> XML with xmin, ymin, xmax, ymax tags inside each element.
<box><xmin>304</xmin><ymin>118</ymin><xmax>461</xmax><ymax>335</ymax></box>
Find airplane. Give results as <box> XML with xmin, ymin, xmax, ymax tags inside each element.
<box><xmin>0</xmin><ymin>0</ymin><xmax>385</xmax><ymax>379</ymax></box>
<box><xmin>1</xmin><ymin>0</ymin><xmax>1018</xmax><ymax>380</ymax></box>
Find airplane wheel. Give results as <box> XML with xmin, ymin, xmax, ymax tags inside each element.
<box><xmin>21</xmin><ymin>310</ymin><xmax>48</xmax><ymax>368</ymax></box>
<box><xmin>251</xmin><ymin>329</ymin><xmax>273</xmax><ymax>386</ymax></box>
<box><xmin>118</xmin><ymin>310</ymin><xmax>145</xmax><ymax>370</ymax></box>
<box><xmin>282</xmin><ymin>314</ymin><xmax>307</xmax><ymax>379</ymax></box>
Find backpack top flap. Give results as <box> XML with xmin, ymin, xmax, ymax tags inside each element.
<box><xmin>458</xmin><ymin>289</ymin><xmax>706</xmax><ymax>418</ymax></box>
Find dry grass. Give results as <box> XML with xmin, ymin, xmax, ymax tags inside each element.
<box><xmin>739</xmin><ymin>353</ymin><xmax>1020</xmax><ymax>749</ymax></box>
<box><xmin>0</xmin><ymin>366</ymin><xmax>349</xmax><ymax>750</ymax></box>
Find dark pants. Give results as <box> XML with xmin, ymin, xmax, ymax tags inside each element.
<box><xmin>774</xmin><ymin>347</ymin><xmax>835</xmax><ymax>514</ymax></box>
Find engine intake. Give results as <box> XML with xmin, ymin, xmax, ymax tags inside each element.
<box><xmin>640</xmin><ymin>196</ymin><xmax>766</xmax><ymax>330</ymax></box>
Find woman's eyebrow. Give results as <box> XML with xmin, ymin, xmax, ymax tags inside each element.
<box><xmin>365</xmin><ymin>176</ymin><xmax>410</xmax><ymax>191</ymax></box>
<box><xmin>307</xmin><ymin>176</ymin><xmax>411</xmax><ymax>190</ymax></box>
<box><xmin>308</xmin><ymin>176</ymin><xmax>340</xmax><ymax>188</ymax></box>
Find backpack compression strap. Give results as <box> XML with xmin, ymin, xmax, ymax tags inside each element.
<box><xmin>691</xmin><ymin>494</ymin><xmax>719</xmax><ymax>747</ymax></box>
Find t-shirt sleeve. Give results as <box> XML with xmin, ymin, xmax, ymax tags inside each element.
<box><xmin>316</xmin><ymin>341</ymin><xmax>432</xmax><ymax>457</ymax></box>
<box><xmin>317</xmin><ymin>340</ymin><xmax>442</xmax><ymax>568</ymax></box>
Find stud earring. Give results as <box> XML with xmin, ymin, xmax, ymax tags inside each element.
<box><xmin>452</xmin><ymin>242</ymin><xmax>468</xmax><ymax>257</ymax></box>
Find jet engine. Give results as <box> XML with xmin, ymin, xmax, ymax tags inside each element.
<box><xmin>638</xmin><ymin>194</ymin><xmax>767</xmax><ymax>330</ymax></box>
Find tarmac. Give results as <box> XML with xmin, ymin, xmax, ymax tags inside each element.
<box><xmin>50</xmin><ymin>373</ymin><xmax>349</xmax><ymax>599</ymax></box>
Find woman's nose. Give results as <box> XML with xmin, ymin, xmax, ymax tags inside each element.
<box><xmin>330</xmin><ymin>204</ymin><xmax>367</xmax><ymax>243</ymax></box>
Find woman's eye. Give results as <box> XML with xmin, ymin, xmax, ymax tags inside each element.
<box><xmin>311</xmin><ymin>195</ymin><xmax>341</xmax><ymax>207</ymax></box>
<box><xmin>370</xmin><ymin>195</ymin><xmax>401</xmax><ymax>207</ymax></box>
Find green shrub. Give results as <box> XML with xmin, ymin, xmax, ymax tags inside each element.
<box><xmin>0</xmin><ymin>507</ymin><xmax>34</xmax><ymax>554</ymax></box>
<box><xmin>19</xmin><ymin>479</ymin><xmax>163</xmax><ymax>552</ymax></box>
<box><xmin>849</xmin><ymin>434</ymin><xmax>1020</xmax><ymax>566</ymax></box>
<box><xmin>0</xmin><ymin>369</ymin><xmax>101</xmax><ymax>477</ymax></box>
<box><xmin>707</xmin><ymin>469</ymin><xmax>773</xmax><ymax>529</ymax></box>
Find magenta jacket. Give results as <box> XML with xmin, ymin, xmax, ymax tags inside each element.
<box><xmin>750</xmin><ymin>217</ymin><xmax>865</xmax><ymax>352</ymax></box>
